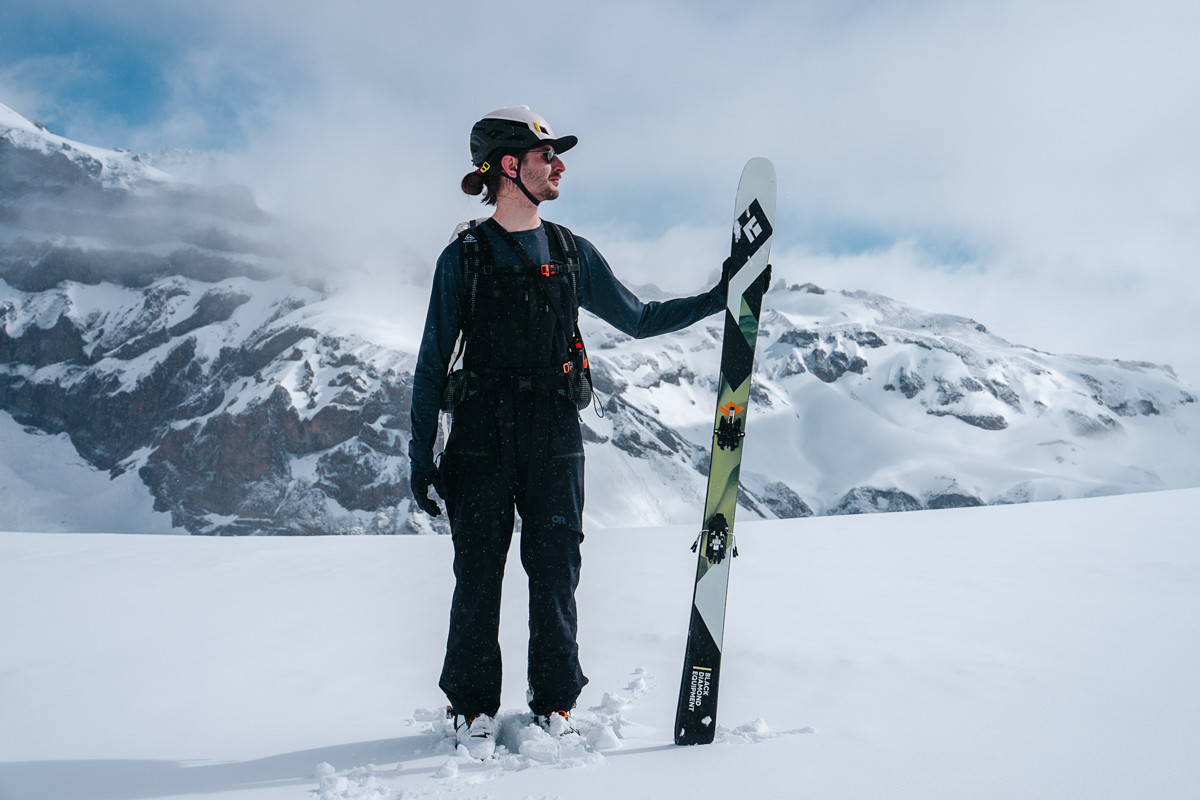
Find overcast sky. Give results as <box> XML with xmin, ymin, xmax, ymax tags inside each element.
<box><xmin>3</xmin><ymin>0</ymin><xmax>1199</xmax><ymax>383</ymax></box>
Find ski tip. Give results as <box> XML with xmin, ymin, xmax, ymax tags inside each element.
<box><xmin>740</xmin><ymin>157</ymin><xmax>776</xmax><ymax>182</ymax></box>
<box><xmin>736</xmin><ymin>158</ymin><xmax>777</xmax><ymax>219</ymax></box>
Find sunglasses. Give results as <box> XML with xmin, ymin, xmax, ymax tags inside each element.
<box><xmin>525</xmin><ymin>146</ymin><xmax>556</xmax><ymax>163</ymax></box>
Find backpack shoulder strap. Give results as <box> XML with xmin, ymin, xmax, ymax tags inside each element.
<box><xmin>543</xmin><ymin>220</ymin><xmax>582</xmax><ymax>311</ymax></box>
<box><xmin>456</xmin><ymin>220</ymin><xmax>494</xmax><ymax>335</ymax></box>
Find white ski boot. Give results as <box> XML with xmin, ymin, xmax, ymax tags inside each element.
<box><xmin>534</xmin><ymin>709</ymin><xmax>578</xmax><ymax>738</ymax></box>
<box><xmin>450</xmin><ymin>710</ymin><xmax>496</xmax><ymax>760</ymax></box>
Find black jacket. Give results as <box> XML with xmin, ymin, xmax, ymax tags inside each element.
<box><xmin>409</xmin><ymin>221</ymin><xmax>724</xmax><ymax>472</ymax></box>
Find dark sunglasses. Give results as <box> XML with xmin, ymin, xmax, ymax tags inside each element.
<box><xmin>525</xmin><ymin>146</ymin><xmax>556</xmax><ymax>163</ymax></box>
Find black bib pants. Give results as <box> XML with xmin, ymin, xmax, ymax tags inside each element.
<box><xmin>437</xmin><ymin>244</ymin><xmax>589</xmax><ymax>718</ymax></box>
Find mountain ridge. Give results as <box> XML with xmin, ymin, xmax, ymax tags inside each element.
<box><xmin>2</xmin><ymin>101</ymin><xmax>1198</xmax><ymax>534</ymax></box>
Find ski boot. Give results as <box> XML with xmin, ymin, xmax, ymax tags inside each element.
<box><xmin>448</xmin><ymin>707</ymin><xmax>496</xmax><ymax>760</ymax></box>
<box><xmin>534</xmin><ymin>709</ymin><xmax>578</xmax><ymax>738</ymax></box>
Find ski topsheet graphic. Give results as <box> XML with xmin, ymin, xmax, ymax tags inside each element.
<box><xmin>674</xmin><ymin>158</ymin><xmax>776</xmax><ymax>746</ymax></box>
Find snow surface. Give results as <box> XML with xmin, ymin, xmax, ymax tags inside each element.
<box><xmin>2</xmin><ymin>489</ymin><xmax>1197</xmax><ymax>799</ymax></box>
<box><xmin>0</xmin><ymin>411</ymin><xmax>174</xmax><ymax>534</ymax></box>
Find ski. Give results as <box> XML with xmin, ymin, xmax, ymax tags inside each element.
<box><xmin>674</xmin><ymin>158</ymin><xmax>776</xmax><ymax>746</ymax></box>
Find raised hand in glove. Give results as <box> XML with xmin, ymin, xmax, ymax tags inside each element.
<box><xmin>721</xmin><ymin>258</ymin><xmax>773</xmax><ymax>292</ymax></box>
<box><xmin>411</xmin><ymin>468</ymin><xmax>446</xmax><ymax>517</ymax></box>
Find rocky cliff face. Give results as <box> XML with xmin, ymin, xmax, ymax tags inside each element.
<box><xmin>3</xmin><ymin>101</ymin><xmax>1199</xmax><ymax>534</ymax></box>
<box><xmin>0</xmin><ymin>273</ymin><xmax>427</xmax><ymax>535</ymax></box>
<box><xmin>1</xmin><ymin>102</ymin><xmax>431</xmax><ymax>535</ymax></box>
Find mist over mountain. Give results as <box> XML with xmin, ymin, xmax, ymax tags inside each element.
<box><xmin>3</xmin><ymin>102</ymin><xmax>1198</xmax><ymax>535</ymax></box>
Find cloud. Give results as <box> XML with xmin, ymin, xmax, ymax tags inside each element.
<box><xmin>4</xmin><ymin>0</ymin><xmax>1200</xmax><ymax>381</ymax></box>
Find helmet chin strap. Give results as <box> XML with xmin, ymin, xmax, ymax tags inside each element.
<box><xmin>506</xmin><ymin>153</ymin><xmax>543</xmax><ymax>207</ymax></box>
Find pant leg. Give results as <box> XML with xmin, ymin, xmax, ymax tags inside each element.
<box><xmin>515</xmin><ymin>393</ymin><xmax>589</xmax><ymax>715</ymax></box>
<box><xmin>438</xmin><ymin>396</ymin><xmax>515</xmax><ymax>718</ymax></box>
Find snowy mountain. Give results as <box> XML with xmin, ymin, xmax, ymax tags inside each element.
<box><xmin>579</xmin><ymin>282</ymin><xmax>1200</xmax><ymax>525</ymax></box>
<box><xmin>3</xmin><ymin>101</ymin><xmax>1199</xmax><ymax>535</ymax></box>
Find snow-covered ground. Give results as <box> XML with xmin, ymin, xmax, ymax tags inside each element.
<box><xmin>2</xmin><ymin>488</ymin><xmax>1197</xmax><ymax>800</ymax></box>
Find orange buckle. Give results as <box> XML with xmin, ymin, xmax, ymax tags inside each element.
<box><xmin>541</xmin><ymin>264</ymin><xmax>552</xmax><ymax>277</ymax></box>
<box><xmin>562</xmin><ymin>362</ymin><xmax>572</xmax><ymax>373</ymax></box>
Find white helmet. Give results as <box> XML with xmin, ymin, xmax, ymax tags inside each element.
<box><xmin>469</xmin><ymin>106</ymin><xmax>578</xmax><ymax>169</ymax></box>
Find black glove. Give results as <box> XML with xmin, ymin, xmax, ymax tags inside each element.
<box><xmin>721</xmin><ymin>258</ymin><xmax>772</xmax><ymax>292</ymax></box>
<box><xmin>411</xmin><ymin>468</ymin><xmax>446</xmax><ymax>517</ymax></box>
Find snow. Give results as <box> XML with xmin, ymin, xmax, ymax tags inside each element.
<box><xmin>578</xmin><ymin>283</ymin><xmax>1200</xmax><ymax>524</ymax></box>
<box><xmin>0</xmin><ymin>101</ymin><xmax>176</xmax><ymax>189</ymax></box>
<box><xmin>2</xmin><ymin>488</ymin><xmax>1198</xmax><ymax>799</ymax></box>
<box><xmin>0</xmin><ymin>411</ymin><xmax>174</xmax><ymax>534</ymax></box>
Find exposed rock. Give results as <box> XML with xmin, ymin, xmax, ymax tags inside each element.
<box><xmin>927</xmin><ymin>409</ymin><xmax>1009</xmax><ymax>430</ymax></box>
<box><xmin>609</xmin><ymin>397</ymin><xmax>692</xmax><ymax>459</ymax></box>
<box><xmin>776</xmin><ymin>353</ymin><xmax>806</xmax><ymax>378</ymax></box>
<box><xmin>1065</xmin><ymin>410</ymin><xmax>1122</xmax><ymax>438</ymax></box>
<box><xmin>235</xmin><ymin>326</ymin><xmax>319</xmax><ymax>377</ymax></box>
<box><xmin>760</xmin><ymin>481</ymin><xmax>814</xmax><ymax>518</ymax></box>
<box><xmin>167</xmin><ymin>288</ymin><xmax>251</xmax><ymax>336</ymax></box>
<box><xmin>828</xmin><ymin>487</ymin><xmax>923</xmax><ymax>515</ymax></box>
<box><xmin>935</xmin><ymin>378</ymin><xmax>964</xmax><ymax>405</ymax></box>
<box><xmin>581</xmin><ymin>423</ymin><xmax>609</xmax><ymax>444</ymax></box>
<box><xmin>926</xmin><ymin>490</ymin><xmax>985</xmax><ymax>509</ymax></box>
<box><xmin>805</xmin><ymin>347</ymin><xmax>868</xmax><ymax>383</ymax></box>
<box><xmin>0</xmin><ymin>241</ymin><xmax>272</xmax><ymax>291</ymax></box>
<box><xmin>850</xmin><ymin>330</ymin><xmax>887</xmax><ymax>348</ymax></box>
<box><xmin>1110</xmin><ymin>399</ymin><xmax>1159</xmax><ymax>416</ymax></box>
<box><xmin>0</xmin><ymin>313</ymin><xmax>86</xmax><ymax>366</ymax></box>
<box><xmin>315</xmin><ymin>442</ymin><xmax>406</xmax><ymax>511</ymax></box>
<box><xmin>735</xmin><ymin>485</ymin><xmax>769</xmax><ymax>518</ymax></box>
<box><xmin>980</xmin><ymin>378</ymin><xmax>1021</xmax><ymax>410</ymax></box>
<box><xmin>992</xmin><ymin>482</ymin><xmax>1033</xmax><ymax>505</ymax></box>
<box><xmin>749</xmin><ymin>381</ymin><xmax>773</xmax><ymax>407</ymax></box>
<box><xmin>588</xmin><ymin>358</ymin><xmax>628</xmax><ymax>395</ymax></box>
<box><xmin>883</xmin><ymin>367</ymin><xmax>926</xmax><ymax>399</ymax></box>
<box><xmin>777</xmin><ymin>329</ymin><xmax>820</xmax><ymax>347</ymax></box>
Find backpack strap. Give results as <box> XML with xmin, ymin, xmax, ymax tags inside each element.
<box><xmin>456</xmin><ymin>222</ymin><xmax>495</xmax><ymax>336</ymax></box>
<box><xmin>482</xmin><ymin>219</ymin><xmax>581</xmax><ymax>343</ymax></box>
<box><xmin>544</xmin><ymin>220</ymin><xmax>582</xmax><ymax>318</ymax></box>
<box><xmin>451</xmin><ymin>218</ymin><xmax>588</xmax><ymax>377</ymax></box>
<box><xmin>445</xmin><ymin>222</ymin><xmax>492</xmax><ymax>375</ymax></box>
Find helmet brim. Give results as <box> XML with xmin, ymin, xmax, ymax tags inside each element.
<box><xmin>546</xmin><ymin>135</ymin><xmax>577</xmax><ymax>155</ymax></box>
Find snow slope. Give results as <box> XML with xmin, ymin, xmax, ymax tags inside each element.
<box><xmin>579</xmin><ymin>282</ymin><xmax>1200</xmax><ymax>526</ymax></box>
<box><xmin>2</xmin><ymin>489</ymin><xmax>1197</xmax><ymax>799</ymax></box>
<box><xmin>0</xmin><ymin>410</ymin><xmax>172</xmax><ymax>533</ymax></box>
<box><xmin>0</xmin><ymin>102</ymin><xmax>176</xmax><ymax>191</ymax></box>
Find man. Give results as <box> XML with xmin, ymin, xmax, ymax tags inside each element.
<box><xmin>409</xmin><ymin>107</ymin><xmax>730</xmax><ymax>757</ymax></box>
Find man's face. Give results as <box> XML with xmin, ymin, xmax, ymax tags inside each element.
<box><xmin>518</xmin><ymin>145</ymin><xmax>565</xmax><ymax>202</ymax></box>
